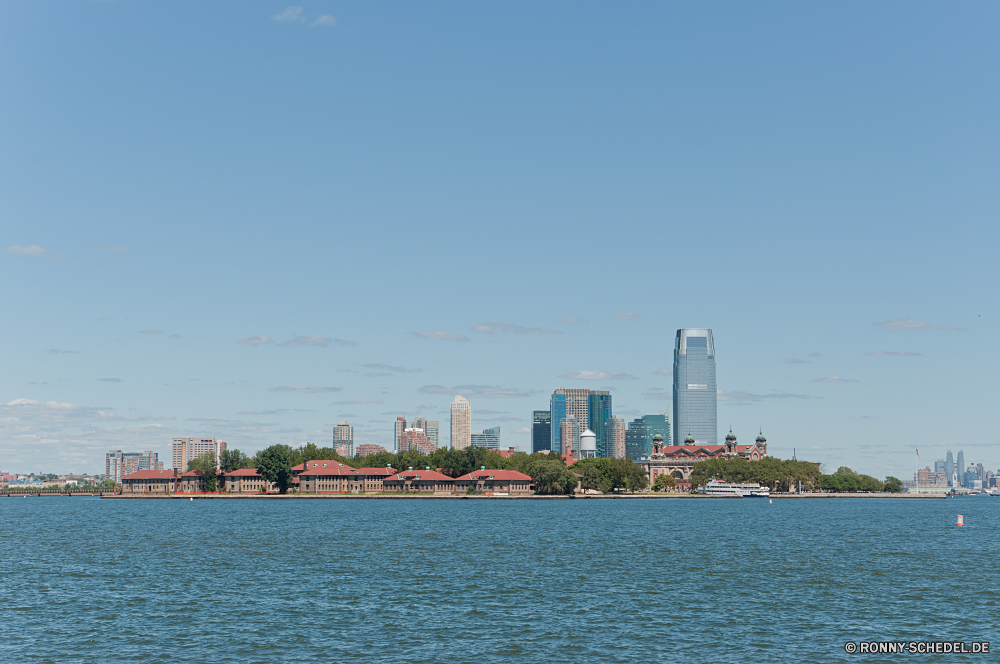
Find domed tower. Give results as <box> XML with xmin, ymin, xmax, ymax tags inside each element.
<box><xmin>755</xmin><ymin>430</ymin><xmax>767</xmax><ymax>456</ymax></box>
<box><xmin>725</xmin><ymin>429</ymin><xmax>737</xmax><ymax>455</ymax></box>
<box><xmin>652</xmin><ymin>433</ymin><xmax>664</xmax><ymax>455</ymax></box>
<box><xmin>684</xmin><ymin>433</ymin><xmax>695</xmax><ymax>446</ymax></box>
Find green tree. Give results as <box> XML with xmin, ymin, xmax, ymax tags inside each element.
<box><xmin>185</xmin><ymin>452</ymin><xmax>219</xmax><ymax>492</ymax></box>
<box><xmin>653</xmin><ymin>474</ymin><xmax>676</xmax><ymax>492</ymax></box>
<box><xmin>255</xmin><ymin>444</ymin><xmax>293</xmax><ymax>493</ymax></box>
<box><xmin>581</xmin><ymin>465</ymin><xmax>601</xmax><ymax>491</ymax></box>
<box><xmin>220</xmin><ymin>449</ymin><xmax>254</xmax><ymax>472</ymax></box>
<box><xmin>883</xmin><ymin>476</ymin><xmax>903</xmax><ymax>493</ymax></box>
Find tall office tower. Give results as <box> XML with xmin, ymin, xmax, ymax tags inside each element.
<box><xmin>138</xmin><ymin>451</ymin><xmax>159</xmax><ymax>471</ymax></box>
<box><xmin>934</xmin><ymin>459</ymin><xmax>945</xmax><ymax>474</ymax></box>
<box><xmin>451</xmin><ymin>395</ymin><xmax>472</xmax><ymax>450</ymax></box>
<box><xmin>945</xmin><ymin>450</ymin><xmax>955</xmax><ymax>486</ymax></box>
<box><xmin>470</xmin><ymin>426</ymin><xmax>500</xmax><ymax>450</ymax></box>
<box><xmin>604</xmin><ymin>416</ymin><xmax>626</xmax><ymax>459</ymax></box>
<box><xmin>394</xmin><ymin>417</ymin><xmax>407</xmax><ymax>452</ymax></box>
<box><xmin>624</xmin><ymin>414</ymin><xmax>672</xmax><ymax>460</ymax></box>
<box><xmin>550</xmin><ymin>388</ymin><xmax>590</xmax><ymax>455</ymax></box>
<box><xmin>333</xmin><ymin>421</ymin><xmax>354</xmax><ymax>457</ymax></box>
<box><xmin>673</xmin><ymin>329</ymin><xmax>717</xmax><ymax>445</ymax></box>
<box><xmin>956</xmin><ymin>451</ymin><xmax>965</xmax><ymax>486</ymax></box>
<box><xmin>532</xmin><ymin>411</ymin><xmax>552</xmax><ymax>453</ymax></box>
<box><xmin>171</xmin><ymin>438</ymin><xmax>227</xmax><ymax>472</ymax></box>
<box><xmin>977</xmin><ymin>463</ymin><xmax>986</xmax><ymax>481</ymax></box>
<box><xmin>588</xmin><ymin>391</ymin><xmax>613</xmax><ymax>457</ymax></box>
<box><xmin>399</xmin><ymin>428</ymin><xmax>436</xmax><ymax>455</ymax></box>
<box><xmin>425</xmin><ymin>421</ymin><xmax>439</xmax><ymax>447</ymax></box>
<box><xmin>106</xmin><ymin>451</ymin><xmax>124</xmax><ymax>483</ymax></box>
<box><xmin>560</xmin><ymin>415</ymin><xmax>580</xmax><ymax>457</ymax></box>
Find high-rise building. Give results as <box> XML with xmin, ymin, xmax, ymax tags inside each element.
<box><xmin>106</xmin><ymin>450</ymin><xmax>161</xmax><ymax>483</ymax></box>
<box><xmin>399</xmin><ymin>428</ymin><xmax>436</xmax><ymax>455</ymax></box>
<box><xmin>425</xmin><ymin>421</ymin><xmax>439</xmax><ymax>447</ymax></box>
<box><xmin>171</xmin><ymin>438</ymin><xmax>226</xmax><ymax>472</ymax></box>
<box><xmin>956</xmin><ymin>450</ymin><xmax>965</xmax><ymax>486</ymax></box>
<box><xmin>625</xmin><ymin>414</ymin><xmax>672</xmax><ymax>460</ymax></box>
<box><xmin>560</xmin><ymin>415</ymin><xmax>580</xmax><ymax>458</ymax></box>
<box><xmin>333</xmin><ymin>421</ymin><xmax>354</xmax><ymax>457</ymax></box>
<box><xmin>394</xmin><ymin>417</ymin><xmax>407</xmax><ymax>452</ymax></box>
<box><xmin>532</xmin><ymin>411</ymin><xmax>552</xmax><ymax>453</ymax></box>
<box><xmin>588</xmin><ymin>391</ymin><xmax>613</xmax><ymax>457</ymax></box>
<box><xmin>470</xmin><ymin>426</ymin><xmax>500</xmax><ymax>450</ymax></box>
<box><xmin>945</xmin><ymin>450</ymin><xmax>955</xmax><ymax>486</ymax></box>
<box><xmin>605</xmin><ymin>416</ymin><xmax>626</xmax><ymax>459</ymax></box>
<box><xmin>451</xmin><ymin>395</ymin><xmax>472</xmax><ymax>450</ymax></box>
<box><xmin>934</xmin><ymin>459</ymin><xmax>945</xmax><ymax>474</ymax></box>
<box><xmin>549</xmin><ymin>388</ymin><xmax>596</xmax><ymax>455</ymax></box>
<box><xmin>673</xmin><ymin>329</ymin><xmax>717</xmax><ymax>445</ymax></box>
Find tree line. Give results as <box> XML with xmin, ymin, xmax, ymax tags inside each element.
<box><xmin>687</xmin><ymin>457</ymin><xmax>902</xmax><ymax>493</ymax></box>
<box><xmin>185</xmin><ymin>443</ymin><xmax>652</xmax><ymax>495</ymax></box>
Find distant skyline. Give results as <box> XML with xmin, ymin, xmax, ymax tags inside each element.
<box><xmin>2</xmin><ymin>1</ymin><xmax>999</xmax><ymax>475</ymax></box>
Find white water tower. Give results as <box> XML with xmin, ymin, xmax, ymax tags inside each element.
<box><xmin>579</xmin><ymin>429</ymin><xmax>597</xmax><ymax>459</ymax></box>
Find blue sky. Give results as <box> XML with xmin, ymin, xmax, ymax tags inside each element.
<box><xmin>2</xmin><ymin>1</ymin><xmax>998</xmax><ymax>477</ymax></box>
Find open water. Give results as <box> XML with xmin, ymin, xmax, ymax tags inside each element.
<box><xmin>1</xmin><ymin>496</ymin><xmax>997</xmax><ymax>663</ymax></box>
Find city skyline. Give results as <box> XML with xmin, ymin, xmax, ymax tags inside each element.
<box><xmin>2</xmin><ymin>3</ymin><xmax>998</xmax><ymax>477</ymax></box>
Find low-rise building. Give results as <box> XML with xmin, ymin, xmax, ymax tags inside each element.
<box><xmin>454</xmin><ymin>469</ymin><xmax>532</xmax><ymax>495</ymax></box>
<box><xmin>225</xmin><ymin>468</ymin><xmax>271</xmax><ymax>494</ymax></box>
<box><xmin>357</xmin><ymin>467</ymin><xmax>398</xmax><ymax>492</ymax></box>
<box><xmin>122</xmin><ymin>469</ymin><xmax>180</xmax><ymax>494</ymax></box>
<box><xmin>298</xmin><ymin>460</ymin><xmax>361</xmax><ymax>494</ymax></box>
<box><xmin>179</xmin><ymin>469</ymin><xmax>207</xmax><ymax>493</ymax></box>
<box><xmin>383</xmin><ymin>468</ymin><xmax>454</xmax><ymax>495</ymax></box>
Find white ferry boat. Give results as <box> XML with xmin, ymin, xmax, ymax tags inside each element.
<box><xmin>701</xmin><ymin>479</ymin><xmax>770</xmax><ymax>498</ymax></box>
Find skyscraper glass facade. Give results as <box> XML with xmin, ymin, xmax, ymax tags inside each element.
<box><xmin>673</xmin><ymin>329</ymin><xmax>717</xmax><ymax>445</ymax></box>
<box><xmin>624</xmin><ymin>414</ymin><xmax>671</xmax><ymax>460</ymax></box>
<box><xmin>549</xmin><ymin>389</ymin><xmax>602</xmax><ymax>456</ymax></box>
<box><xmin>532</xmin><ymin>411</ymin><xmax>552</xmax><ymax>453</ymax></box>
<box><xmin>470</xmin><ymin>426</ymin><xmax>500</xmax><ymax>450</ymax></box>
<box><xmin>588</xmin><ymin>391</ymin><xmax>612</xmax><ymax>457</ymax></box>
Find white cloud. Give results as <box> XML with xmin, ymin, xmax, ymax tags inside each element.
<box><xmin>472</xmin><ymin>321</ymin><xmax>560</xmax><ymax>335</ymax></box>
<box><xmin>267</xmin><ymin>385</ymin><xmax>342</xmax><ymax>393</ymax></box>
<box><xmin>717</xmin><ymin>390</ymin><xmax>813</xmax><ymax>405</ymax></box>
<box><xmin>3</xmin><ymin>245</ymin><xmax>48</xmax><ymax>257</ymax></box>
<box><xmin>875</xmin><ymin>318</ymin><xmax>966</xmax><ymax>332</ymax></box>
<box><xmin>330</xmin><ymin>398</ymin><xmax>384</xmax><ymax>405</ymax></box>
<box><xmin>312</xmin><ymin>14</ymin><xmax>335</xmax><ymax>26</ymax></box>
<box><xmin>811</xmin><ymin>376</ymin><xmax>858</xmax><ymax>383</ymax></box>
<box><xmin>560</xmin><ymin>371</ymin><xmax>638</xmax><ymax>381</ymax></box>
<box><xmin>654</xmin><ymin>368</ymin><xmax>671</xmax><ymax>376</ymax></box>
<box><xmin>419</xmin><ymin>385</ymin><xmax>533</xmax><ymax>398</ymax></box>
<box><xmin>335</xmin><ymin>339</ymin><xmax>359</xmax><ymax>347</ymax></box>
<box><xmin>411</xmin><ymin>331</ymin><xmax>469</xmax><ymax>341</ymax></box>
<box><xmin>559</xmin><ymin>317</ymin><xmax>585</xmax><ymax>324</ymax></box>
<box><xmin>362</xmin><ymin>363</ymin><xmax>421</xmax><ymax>373</ymax></box>
<box><xmin>273</xmin><ymin>6</ymin><xmax>304</xmax><ymax>22</ymax></box>
<box><xmin>614</xmin><ymin>312</ymin><xmax>638</xmax><ymax>320</ymax></box>
<box><xmin>279</xmin><ymin>335</ymin><xmax>333</xmax><ymax>347</ymax></box>
<box><xmin>866</xmin><ymin>350</ymin><xmax>922</xmax><ymax>357</ymax></box>
<box><xmin>239</xmin><ymin>335</ymin><xmax>273</xmax><ymax>346</ymax></box>
<box><xmin>89</xmin><ymin>245</ymin><xmax>131</xmax><ymax>253</ymax></box>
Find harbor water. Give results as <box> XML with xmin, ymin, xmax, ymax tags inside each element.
<box><xmin>1</xmin><ymin>496</ymin><xmax>996</xmax><ymax>662</ymax></box>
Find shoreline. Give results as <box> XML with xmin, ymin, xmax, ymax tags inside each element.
<box><xmin>83</xmin><ymin>492</ymin><xmax>949</xmax><ymax>500</ymax></box>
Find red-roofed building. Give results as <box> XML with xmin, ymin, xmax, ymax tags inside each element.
<box><xmin>495</xmin><ymin>447</ymin><xmax>523</xmax><ymax>459</ymax></box>
<box><xmin>638</xmin><ymin>431</ymin><xmax>768</xmax><ymax>486</ymax></box>
<box><xmin>454</xmin><ymin>469</ymin><xmax>532</xmax><ymax>495</ymax></box>
<box><xmin>298</xmin><ymin>460</ymin><xmax>361</xmax><ymax>494</ymax></box>
<box><xmin>224</xmin><ymin>468</ymin><xmax>271</xmax><ymax>494</ymax></box>
<box><xmin>179</xmin><ymin>469</ymin><xmax>207</xmax><ymax>493</ymax></box>
<box><xmin>122</xmin><ymin>469</ymin><xmax>180</xmax><ymax>494</ymax></box>
<box><xmin>357</xmin><ymin>467</ymin><xmax>398</xmax><ymax>493</ymax></box>
<box><xmin>383</xmin><ymin>468</ymin><xmax>454</xmax><ymax>495</ymax></box>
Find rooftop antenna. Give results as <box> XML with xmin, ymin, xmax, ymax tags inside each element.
<box><xmin>793</xmin><ymin>447</ymin><xmax>797</xmax><ymax>461</ymax></box>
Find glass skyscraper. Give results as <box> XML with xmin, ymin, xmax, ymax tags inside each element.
<box><xmin>673</xmin><ymin>329</ymin><xmax>717</xmax><ymax>445</ymax></box>
<box><xmin>588</xmin><ymin>391</ymin><xmax>612</xmax><ymax>457</ymax></box>
<box><xmin>470</xmin><ymin>426</ymin><xmax>500</xmax><ymax>450</ymax></box>
<box><xmin>624</xmin><ymin>414</ymin><xmax>671</xmax><ymax>460</ymax></box>
<box><xmin>549</xmin><ymin>388</ymin><xmax>589</xmax><ymax>455</ymax></box>
<box><xmin>532</xmin><ymin>411</ymin><xmax>551</xmax><ymax>453</ymax></box>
